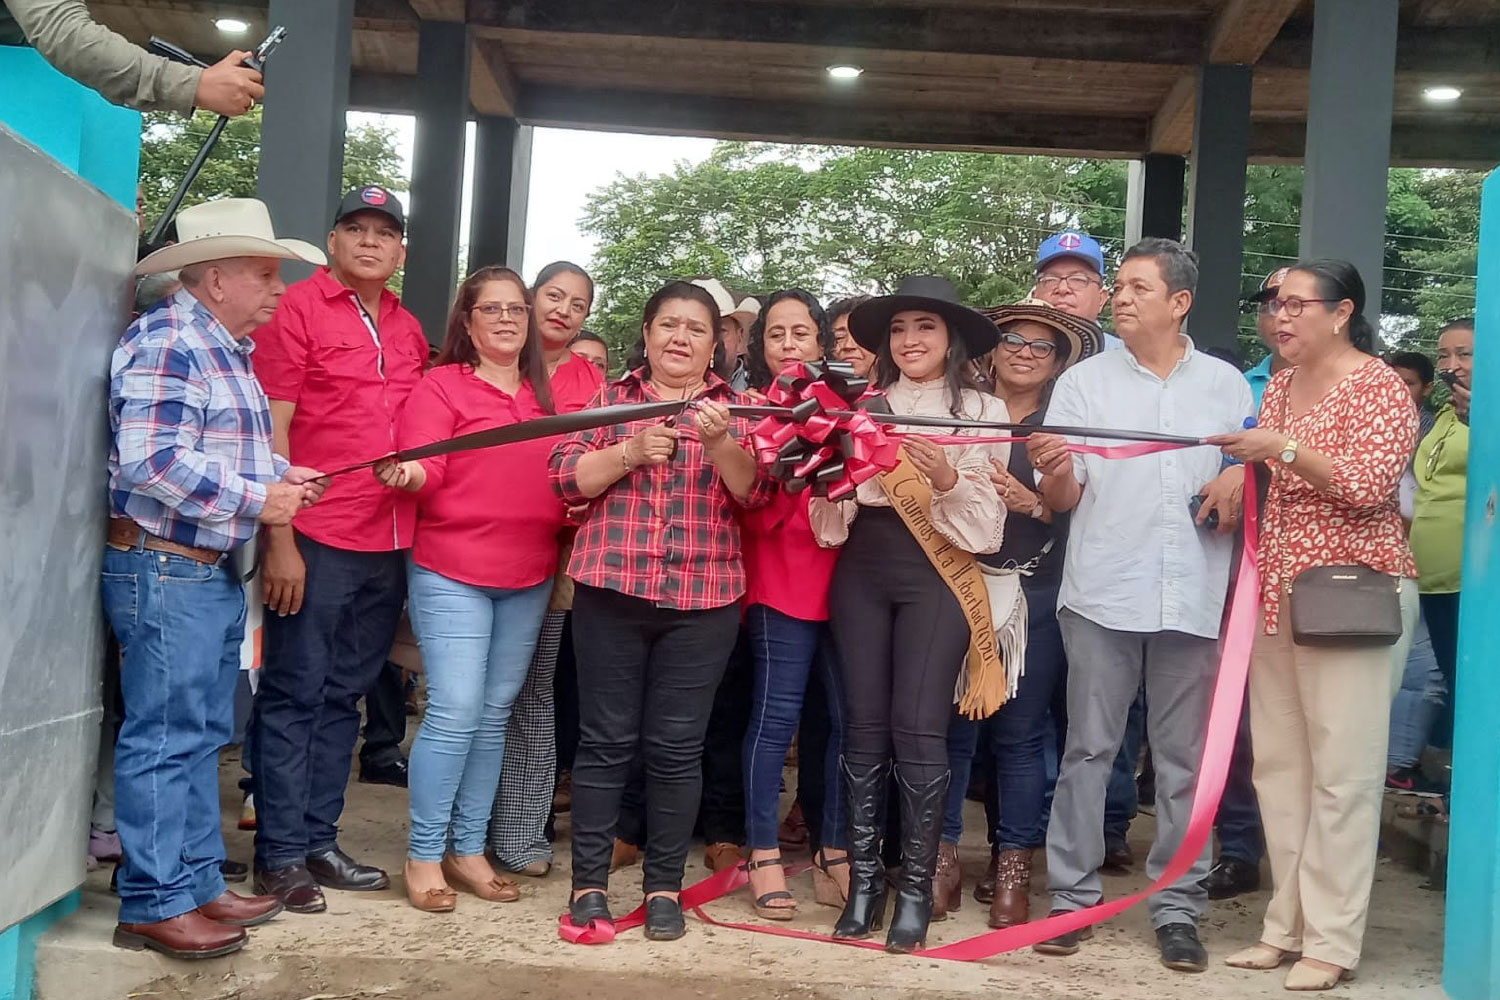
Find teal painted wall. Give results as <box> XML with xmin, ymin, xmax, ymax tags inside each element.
<box><xmin>1442</xmin><ymin>168</ymin><xmax>1500</xmax><ymax>1000</ymax></box>
<box><xmin>0</xmin><ymin>893</ymin><xmax>79</xmax><ymax>1000</ymax></box>
<box><xmin>0</xmin><ymin>47</ymin><xmax>141</xmax><ymax>208</ymax></box>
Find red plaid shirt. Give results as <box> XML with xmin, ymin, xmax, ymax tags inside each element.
<box><xmin>550</xmin><ymin>369</ymin><xmax>771</xmax><ymax>610</ymax></box>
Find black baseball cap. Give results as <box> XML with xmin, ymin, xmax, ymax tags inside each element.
<box><xmin>1245</xmin><ymin>265</ymin><xmax>1291</xmax><ymax>304</ymax></box>
<box><xmin>334</xmin><ymin>185</ymin><xmax>405</xmax><ymax>233</ymax></box>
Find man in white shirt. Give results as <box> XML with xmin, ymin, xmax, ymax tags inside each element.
<box><xmin>1026</xmin><ymin>238</ymin><xmax>1253</xmax><ymax>973</ymax></box>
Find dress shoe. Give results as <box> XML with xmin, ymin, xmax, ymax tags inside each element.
<box><xmin>1284</xmin><ymin>959</ymin><xmax>1354</xmax><ymax>991</ymax></box>
<box><xmin>570</xmin><ymin>889</ymin><xmax>612</xmax><ymax>927</ymax></box>
<box><xmin>1203</xmin><ymin>856</ymin><xmax>1262</xmax><ymax>900</ymax></box>
<box><xmin>552</xmin><ymin>770</ymin><xmax>573</xmax><ymax>813</ymax></box>
<box><xmin>987</xmin><ymin>848</ymin><xmax>1032</xmax><ymax>928</ymax></box>
<box><xmin>610</xmin><ymin>838</ymin><xmax>640</xmax><ymax>872</ymax></box>
<box><xmin>197</xmin><ymin>890</ymin><xmax>284</xmax><ymax>927</ymax></box>
<box><xmin>643</xmin><ymin>895</ymin><xmax>686</xmax><ymax>941</ymax></box>
<box><xmin>253</xmin><ymin>864</ymin><xmax>327</xmax><ymax>914</ymax></box>
<box><xmin>1156</xmin><ymin>922</ymin><xmax>1208</xmax><ymax>973</ymax></box>
<box><xmin>358</xmin><ymin>757</ymin><xmax>409</xmax><ymax>788</ymax></box>
<box><xmin>404</xmin><ymin>861</ymin><xmax>457</xmax><ymax>913</ymax></box>
<box><xmin>1101</xmin><ymin>840</ymin><xmax>1134</xmax><ymax>872</ymax></box>
<box><xmin>237</xmin><ymin>793</ymin><xmax>257</xmax><ymax>831</ymax></box>
<box><xmin>114</xmin><ymin>911</ymin><xmax>246</xmax><ymax>959</ymax></box>
<box><xmin>220</xmin><ymin>859</ymin><xmax>249</xmax><ymax>883</ymax></box>
<box><xmin>1033</xmin><ymin>909</ymin><xmax>1094</xmax><ymax>956</ymax></box>
<box><xmin>441</xmin><ymin>854</ymin><xmax>520</xmax><ymax>902</ymax></box>
<box><xmin>306</xmin><ymin>847</ymin><xmax>390</xmax><ymax>891</ymax></box>
<box><xmin>703</xmin><ymin>841</ymin><xmax>745</xmax><ymax>873</ymax></box>
<box><xmin>931</xmin><ymin>841</ymin><xmax>962</xmax><ymax>920</ymax></box>
<box><xmin>974</xmin><ymin>851</ymin><xmax>999</xmax><ymax>905</ymax></box>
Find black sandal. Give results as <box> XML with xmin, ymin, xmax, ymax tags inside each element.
<box><xmin>746</xmin><ymin>856</ymin><xmax>797</xmax><ymax>920</ymax></box>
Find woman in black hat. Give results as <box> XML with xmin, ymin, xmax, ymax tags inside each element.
<box><xmin>809</xmin><ymin>275</ymin><xmax>1009</xmax><ymax>953</ymax></box>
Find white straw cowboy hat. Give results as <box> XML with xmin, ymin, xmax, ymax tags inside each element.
<box><xmin>691</xmin><ymin>277</ymin><xmax>761</xmax><ymax>327</ymax></box>
<box><xmin>134</xmin><ymin>198</ymin><xmax>327</xmax><ymax>276</ymax></box>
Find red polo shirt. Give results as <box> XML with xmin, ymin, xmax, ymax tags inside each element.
<box><xmin>252</xmin><ymin>267</ymin><xmax>429</xmax><ymax>551</ymax></box>
<box><xmin>400</xmin><ymin>364</ymin><xmax>568</xmax><ymax>589</ymax></box>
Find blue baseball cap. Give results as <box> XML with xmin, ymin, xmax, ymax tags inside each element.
<box><xmin>1036</xmin><ymin>231</ymin><xmax>1106</xmax><ymax>276</ymax></box>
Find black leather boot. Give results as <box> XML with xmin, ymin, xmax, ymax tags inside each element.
<box><xmin>832</xmin><ymin>758</ymin><xmax>890</xmax><ymax>940</ymax></box>
<box><xmin>885</xmin><ymin>766</ymin><xmax>948</xmax><ymax>954</ymax></box>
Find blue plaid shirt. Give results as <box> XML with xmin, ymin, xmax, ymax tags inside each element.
<box><xmin>108</xmin><ymin>288</ymin><xmax>288</xmax><ymax>551</ymax></box>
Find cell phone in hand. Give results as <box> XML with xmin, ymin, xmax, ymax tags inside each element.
<box><xmin>1438</xmin><ymin>370</ymin><xmax>1459</xmax><ymax>388</ymax></box>
<box><xmin>1188</xmin><ymin>494</ymin><xmax>1219</xmax><ymax>531</ymax></box>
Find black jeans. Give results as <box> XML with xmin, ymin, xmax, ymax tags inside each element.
<box><xmin>554</xmin><ymin>611</ymin><xmax>581</xmax><ymax>773</ymax></box>
<box><xmin>1420</xmin><ymin>591</ymin><xmax>1461</xmax><ymax>749</ymax></box>
<box><xmin>698</xmin><ymin>625</ymin><xmax>751</xmax><ymax>845</ymax></box>
<box><xmin>828</xmin><ymin>508</ymin><xmax>969</xmax><ymax>784</ymax></box>
<box><xmin>250</xmin><ymin>533</ymin><xmax>406</xmax><ymax>869</ymax></box>
<box><xmin>798</xmin><ymin>664</ymin><xmax>832</xmax><ymax>853</ymax></box>
<box><xmin>570</xmin><ymin>584</ymin><xmax>740</xmax><ymax>894</ymax></box>
<box><xmin>359</xmin><ymin>660</ymin><xmax>409</xmax><ymax>769</ymax></box>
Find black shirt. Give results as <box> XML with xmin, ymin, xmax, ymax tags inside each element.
<box><xmin>979</xmin><ymin>405</ymin><xmax>1067</xmax><ymax>587</ymax></box>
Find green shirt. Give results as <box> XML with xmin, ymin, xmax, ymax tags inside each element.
<box><xmin>1410</xmin><ymin>405</ymin><xmax>1468</xmax><ymax>593</ymax></box>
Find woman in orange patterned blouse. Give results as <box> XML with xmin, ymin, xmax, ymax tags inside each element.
<box><xmin>1210</xmin><ymin>259</ymin><xmax>1418</xmax><ymax>992</ymax></box>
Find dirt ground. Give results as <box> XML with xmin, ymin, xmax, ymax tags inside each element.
<box><xmin>61</xmin><ymin>747</ymin><xmax>1449</xmax><ymax>1000</ymax></box>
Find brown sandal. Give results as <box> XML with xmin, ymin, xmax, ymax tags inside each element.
<box><xmin>403</xmin><ymin>861</ymin><xmax>457</xmax><ymax>913</ymax></box>
<box><xmin>811</xmin><ymin>849</ymin><xmax>850</xmax><ymax>908</ymax></box>
<box><xmin>442</xmin><ymin>854</ymin><xmax>520</xmax><ymax>902</ymax></box>
<box><xmin>746</xmin><ymin>856</ymin><xmax>796</xmax><ymax>920</ymax></box>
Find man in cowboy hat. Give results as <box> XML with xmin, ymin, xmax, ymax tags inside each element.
<box><xmin>247</xmin><ymin>185</ymin><xmax>427</xmax><ymax>912</ymax></box>
<box><xmin>1026</xmin><ymin>238</ymin><xmax>1253</xmax><ymax>973</ymax></box>
<box><xmin>691</xmin><ymin>277</ymin><xmax>761</xmax><ymax>391</ymax></box>
<box><xmin>105</xmin><ymin>198</ymin><xmax>328</xmax><ymax>959</ymax></box>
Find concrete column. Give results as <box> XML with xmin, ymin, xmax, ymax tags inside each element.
<box><xmin>257</xmin><ymin>0</ymin><xmax>353</xmax><ymax>282</ymax></box>
<box><xmin>404</xmin><ymin>20</ymin><xmax>470</xmax><ymax>345</ymax></box>
<box><xmin>467</xmin><ymin>116</ymin><xmax>533</xmax><ymax>273</ymax></box>
<box><xmin>1299</xmin><ymin>0</ymin><xmax>1398</xmax><ymax>334</ymax></box>
<box><xmin>1126</xmin><ymin>153</ymin><xmax>1186</xmax><ymax>246</ymax></box>
<box><xmin>1184</xmin><ymin>65</ymin><xmax>1251</xmax><ymax>353</ymax></box>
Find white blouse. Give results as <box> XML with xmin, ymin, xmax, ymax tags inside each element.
<box><xmin>809</xmin><ymin>374</ymin><xmax>1009</xmax><ymax>554</ymax></box>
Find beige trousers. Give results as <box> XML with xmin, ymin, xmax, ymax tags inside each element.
<box><xmin>1248</xmin><ymin>579</ymin><xmax>1418</xmax><ymax>970</ymax></box>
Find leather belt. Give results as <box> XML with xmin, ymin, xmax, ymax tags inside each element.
<box><xmin>107</xmin><ymin>517</ymin><xmax>226</xmax><ymax>565</ymax></box>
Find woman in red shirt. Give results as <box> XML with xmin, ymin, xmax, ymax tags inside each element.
<box><xmin>737</xmin><ymin>290</ymin><xmax>850</xmax><ymax>920</ymax></box>
<box><xmin>488</xmin><ymin>261</ymin><xmax>604</xmax><ymax>879</ymax></box>
<box><xmin>550</xmin><ymin>281</ymin><xmax>770</xmax><ymax>942</ymax></box>
<box><xmin>1211</xmin><ymin>260</ymin><xmax>1419</xmax><ymax>990</ymax></box>
<box><xmin>374</xmin><ymin>266</ymin><xmax>562</xmax><ymax>913</ymax></box>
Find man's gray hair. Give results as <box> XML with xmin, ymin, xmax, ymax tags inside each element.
<box><xmin>1122</xmin><ymin>237</ymin><xmax>1199</xmax><ymax>296</ymax></box>
<box><xmin>135</xmin><ymin>271</ymin><xmax>181</xmax><ymax>312</ymax></box>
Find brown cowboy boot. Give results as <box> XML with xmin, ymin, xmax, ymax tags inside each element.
<box><xmin>931</xmin><ymin>842</ymin><xmax>962</xmax><ymax>920</ymax></box>
<box><xmin>987</xmin><ymin>848</ymin><xmax>1033</xmax><ymax>928</ymax></box>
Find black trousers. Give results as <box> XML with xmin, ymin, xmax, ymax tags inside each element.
<box><xmin>359</xmin><ymin>660</ymin><xmax>409</xmax><ymax>768</ymax></box>
<box><xmin>828</xmin><ymin>507</ymin><xmax>970</xmax><ymax>785</ymax></box>
<box><xmin>698</xmin><ymin>626</ymin><xmax>751</xmax><ymax>845</ymax></box>
<box><xmin>798</xmin><ymin>665</ymin><xmax>832</xmax><ymax>853</ymax></box>
<box><xmin>554</xmin><ymin>611</ymin><xmax>581</xmax><ymax>773</ymax></box>
<box><xmin>570</xmin><ymin>584</ymin><xmax>740</xmax><ymax>893</ymax></box>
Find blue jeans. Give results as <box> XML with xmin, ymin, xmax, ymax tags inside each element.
<box><xmin>742</xmin><ymin>605</ymin><xmax>847</xmax><ymax>850</ymax></box>
<box><xmin>1215</xmin><ymin>698</ymin><xmax>1264</xmax><ymax>864</ymax></box>
<box><xmin>102</xmin><ymin>545</ymin><xmax>245</xmax><ymax>923</ymax></box>
<box><xmin>945</xmin><ymin>579</ymin><xmax>1067</xmax><ymax>848</ymax></box>
<box><xmin>405</xmin><ymin>564</ymin><xmax>550</xmax><ymax>861</ymax></box>
<box><xmin>250</xmin><ymin>533</ymin><xmax>406</xmax><ymax>869</ymax></box>
<box><xmin>1388</xmin><ymin>612</ymin><xmax>1444</xmax><ymax>769</ymax></box>
<box><xmin>1103</xmin><ymin>686</ymin><xmax>1146</xmax><ymax>848</ymax></box>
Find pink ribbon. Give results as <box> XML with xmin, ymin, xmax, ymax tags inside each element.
<box><xmin>561</xmin><ymin>466</ymin><xmax>1261</xmax><ymax>958</ymax></box>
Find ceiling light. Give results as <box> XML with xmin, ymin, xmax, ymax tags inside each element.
<box><xmin>826</xmin><ymin>64</ymin><xmax>864</xmax><ymax>80</ymax></box>
<box><xmin>214</xmin><ymin>17</ymin><xmax>250</xmax><ymax>33</ymax></box>
<box><xmin>1423</xmin><ymin>85</ymin><xmax>1462</xmax><ymax>103</ymax></box>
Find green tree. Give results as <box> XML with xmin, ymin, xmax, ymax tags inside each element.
<box><xmin>137</xmin><ymin>107</ymin><xmax>408</xmax><ymax>285</ymax></box>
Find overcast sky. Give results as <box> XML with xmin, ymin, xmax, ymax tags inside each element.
<box><xmin>349</xmin><ymin>113</ymin><xmax>715</xmax><ymax>282</ymax></box>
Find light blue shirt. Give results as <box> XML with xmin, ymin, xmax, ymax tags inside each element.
<box><xmin>1043</xmin><ymin>337</ymin><xmax>1256</xmax><ymax>639</ymax></box>
<box><xmin>1245</xmin><ymin>355</ymin><xmax>1275</xmax><ymax>412</ymax></box>
<box><xmin>1103</xmin><ymin>331</ymin><xmax>1124</xmax><ymax>352</ymax></box>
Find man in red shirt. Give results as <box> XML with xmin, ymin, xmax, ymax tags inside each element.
<box><xmin>247</xmin><ymin>187</ymin><xmax>429</xmax><ymax>913</ymax></box>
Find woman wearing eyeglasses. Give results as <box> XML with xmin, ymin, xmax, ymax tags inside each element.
<box><xmin>933</xmin><ymin>300</ymin><xmax>1101</xmax><ymax>927</ymax></box>
<box><xmin>1210</xmin><ymin>260</ymin><xmax>1419</xmax><ymax>991</ymax></box>
<box><xmin>488</xmin><ymin>262</ymin><xmax>604</xmax><ymax>880</ymax></box>
<box><xmin>373</xmin><ymin>266</ymin><xmax>562</xmax><ymax>912</ymax></box>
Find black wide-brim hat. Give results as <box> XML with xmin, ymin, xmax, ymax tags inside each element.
<box><xmin>980</xmin><ymin>297</ymin><xmax>1104</xmax><ymax>370</ymax></box>
<box><xmin>848</xmin><ymin>275</ymin><xmax>1000</xmax><ymax>359</ymax></box>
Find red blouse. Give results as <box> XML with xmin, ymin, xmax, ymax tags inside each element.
<box><xmin>551</xmin><ymin>350</ymin><xmax>605</xmax><ymax>414</ymax></box>
<box><xmin>1257</xmin><ymin>358</ymin><xmax>1418</xmax><ymax>633</ymax></box>
<box><xmin>741</xmin><ymin>487</ymin><xmax>840</xmax><ymax>622</ymax></box>
<box><xmin>400</xmin><ymin>365</ymin><xmax>566</xmax><ymax>590</ymax></box>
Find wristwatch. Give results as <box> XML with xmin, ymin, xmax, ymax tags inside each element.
<box><xmin>1029</xmin><ymin>498</ymin><xmax>1047</xmax><ymax>519</ymax></box>
<box><xmin>1278</xmin><ymin>437</ymin><xmax>1299</xmax><ymax>465</ymax></box>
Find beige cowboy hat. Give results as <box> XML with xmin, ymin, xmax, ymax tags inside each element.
<box><xmin>134</xmin><ymin>198</ymin><xmax>327</xmax><ymax>276</ymax></box>
<box><xmin>691</xmin><ymin>277</ymin><xmax>761</xmax><ymax>328</ymax></box>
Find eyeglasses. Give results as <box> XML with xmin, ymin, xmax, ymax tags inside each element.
<box><xmin>473</xmin><ymin>303</ymin><xmax>530</xmax><ymax>321</ymax></box>
<box><xmin>998</xmin><ymin>331</ymin><xmax>1058</xmax><ymax>358</ymax></box>
<box><xmin>1035</xmin><ymin>273</ymin><xmax>1101</xmax><ymax>293</ymax></box>
<box><xmin>1264</xmin><ymin>297</ymin><xmax>1338</xmax><ymax>317</ymax></box>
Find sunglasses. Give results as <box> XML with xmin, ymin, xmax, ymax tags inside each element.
<box><xmin>998</xmin><ymin>331</ymin><xmax>1058</xmax><ymax>358</ymax></box>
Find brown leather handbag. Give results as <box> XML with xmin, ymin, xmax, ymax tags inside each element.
<box><xmin>1288</xmin><ymin>565</ymin><xmax>1402</xmax><ymax>648</ymax></box>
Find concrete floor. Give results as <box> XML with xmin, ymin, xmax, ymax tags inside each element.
<box><xmin>36</xmin><ymin>749</ymin><xmax>1450</xmax><ymax>1000</ymax></box>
